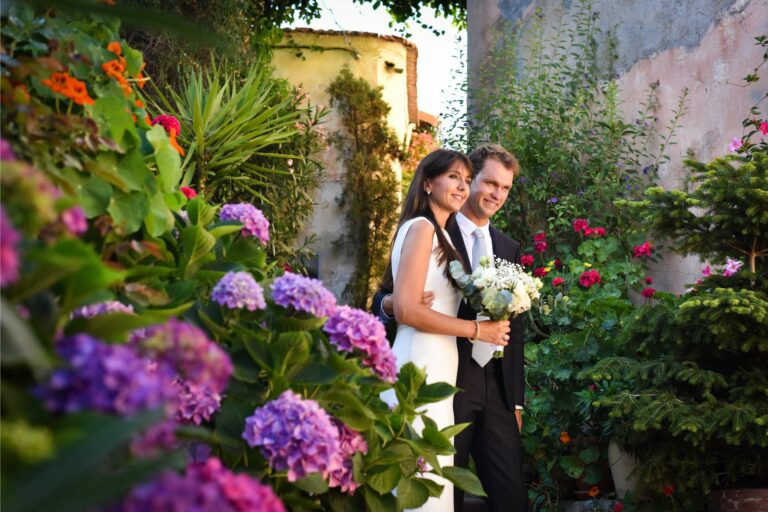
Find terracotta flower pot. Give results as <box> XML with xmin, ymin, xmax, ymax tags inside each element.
<box><xmin>709</xmin><ymin>489</ymin><xmax>768</xmax><ymax>512</ymax></box>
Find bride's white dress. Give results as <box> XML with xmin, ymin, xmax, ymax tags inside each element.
<box><xmin>381</xmin><ymin>216</ymin><xmax>461</xmax><ymax>512</ymax></box>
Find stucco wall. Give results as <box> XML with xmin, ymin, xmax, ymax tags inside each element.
<box><xmin>469</xmin><ymin>0</ymin><xmax>768</xmax><ymax>293</ymax></box>
<box><xmin>271</xmin><ymin>31</ymin><xmax>412</xmax><ymax>298</ymax></box>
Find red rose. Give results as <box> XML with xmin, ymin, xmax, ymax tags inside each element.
<box><xmin>521</xmin><ymin>254</ymin><xmax>534</xmax><ymax>267</ymax></box>
<box><xmin>589</xmin><ymin>383</ymin><xmax>597</xmax><ymax>391</ymax></box>
<box><xmin>594</xmin><ymin>227</ymin><xmax>606</xmax><ymax>237</ymax></box>
<box><xmin>534</xmin><ymin>240</ymin><xmax>548</xmax><ymax>253</ymax></box>
<box><xmin>645</xmin><ymin>276</ymin><xmax>653</xmax><ymax>284</ymax></box>
<box><xmin>584</xmin><ymin>227</ymin><xmax>594</xmax><ymax>237</ymax></box>
<box><xmin>533</xmin><ymin>232</ymin><xmax>547</xmax><ymax>242</ymax></box>
<box><xmin>573</xmin><ymin>218</ymin><xmax>589</xmax><ymax>232</ymax></box>
<box><xmin>614</xmin><ymin>503</ymin><xmax>624</xmax><ymax>512</ymax></box>
<box><xmin>554</xmin><ymin>258</ymin><xmax>563</xmax><ymax>269</ymax></box>
<box><xmin>180</xmin><ymin>186</ymin><xmax>197</xmax><ymax>199</ymax></box>
<box><xmin>662</xmin><ymin>484</ymin><xmax>675</xmax><ymax>497</ymax></box>
<box><xmin>552</xmin><ymin>277</ymin><xmax>564</xmax><ymax>286</ymax></box>
<box><xmin>579</xmin><ymin>269</ymin><xmax>601</xmax><ymax>288</ymax></box>
<box><xmin>633</xmin><ymin>241</ymin><xmax>653</xmax><ymax>258</ymax></box>
<box><xmin>641</xmin><ymin>287</ymin><xmax>655</xmax><ymax>298</ymax></box>
<box><xmin>533</xmin><ymin>267</ymin><xmax>548</xmax><ymax>278</ymax></box>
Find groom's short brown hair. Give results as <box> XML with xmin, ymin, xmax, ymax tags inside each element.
<box><xmin>469</xmin><ymin>144</ymin><xmax>520</xmax><ymax>178</ymax></box>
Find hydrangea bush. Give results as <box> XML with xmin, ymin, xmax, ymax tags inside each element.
<box><xmin>0</xmin><ymin>6</ymin><xmax>482</xmax><ymax>511</ymax></box>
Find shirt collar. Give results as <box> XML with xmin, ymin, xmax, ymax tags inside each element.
<box><xmin>456</xmin><ymin>212</ymin><xmax>491</xmax><ymax>239</ymax></box>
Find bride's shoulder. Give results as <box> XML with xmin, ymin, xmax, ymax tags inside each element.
<box><xmin>399</xmin><ymin>216</ymin><xmax>435</xmax><ymax>240</ymax></box>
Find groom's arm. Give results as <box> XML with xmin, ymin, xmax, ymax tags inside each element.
<box><xmin>372</xmin><ymin>290</ymin><xmax>394</xmax><ymax>324</ymax></box>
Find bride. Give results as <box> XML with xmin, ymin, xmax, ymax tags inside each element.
<box><xmin>380</xmin><ymin>149</ymin><xmax>510</xmax><ymax>511</ymax></box>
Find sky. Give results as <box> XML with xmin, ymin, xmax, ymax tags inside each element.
<box><xmin>286</xmin><ymin>0</ymin><xmax>466</xmax><ymax>118</ymax></box>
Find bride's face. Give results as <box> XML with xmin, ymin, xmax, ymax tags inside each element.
<box><xmin>425</xmin><ymin>162</ymin><xmax>471</xmax><ymax>215</ymax></box>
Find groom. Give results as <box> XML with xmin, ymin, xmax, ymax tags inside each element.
<box><xmin>374</xmin><ymin>144</ymin><xmax>527</xmax><ymax>511</ymax></box>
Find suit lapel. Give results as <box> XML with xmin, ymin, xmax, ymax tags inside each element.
<box><xmin>448</xmin><ymin>221</ymin><xmax>472</xmax><ymax>273</ymax></box>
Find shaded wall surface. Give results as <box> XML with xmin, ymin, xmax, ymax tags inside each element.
<box><xmin>469</xmin><ymin>0</ymin><xmax>768</xmax><ymax>293</ymax></box>
<box><xmin>272</xmin><ymin>30</ymin><xmax>414</xmax><ymax>298</ymax></box>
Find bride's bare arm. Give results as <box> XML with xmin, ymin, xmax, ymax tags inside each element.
<box><xmin>392</xmin><ymin>221</ymin><xmax>509</xmax><ymax>344</ymax></box>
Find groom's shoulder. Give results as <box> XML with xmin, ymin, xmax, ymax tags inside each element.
<box><xmin>490</xmin><ymin>225</ymin><xmax>520</xmax><ymax>259</ymax></box>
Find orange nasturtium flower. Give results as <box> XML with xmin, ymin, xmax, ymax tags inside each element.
<box><xmin>167</xmin><ymin>129</ymin><xmax>185</xmax><ymax>157</ymax></box>
<box><xmin>41</xmin><ymin>72</ymin><xmax>94</xmax><ymax>105</ymax></box>
<box><xmin>588</xmin><ymin>486</ymin><xmax>600</xmax><ymax>498</ymax></box>
<box><xmin>559</xmin><ymin>431</ymin><xmax>571</xmax><ymax>445</ymax></box>
<box><xmin>135</xmin><ymin>63</ymin><xmax>147</xmax><ymax>89</ymax></box>
<box><xmin>107</xmin><ymin>41</ymin><xmax>122</xmax><ymax>56</ymax></box>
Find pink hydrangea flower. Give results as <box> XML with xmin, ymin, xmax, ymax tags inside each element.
<box><xmin>0</xmin><ymin>207</ymin><xmax>21</xmax><ymax>287</ymax></box>
<box><xmin>60</xmin><ymin>206</ymin><xmax>88</xmax><ymax>236</ymax></box>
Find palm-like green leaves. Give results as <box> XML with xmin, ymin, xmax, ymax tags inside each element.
<box><xmin>153</xmin><ymin>62</ymin><xmax>303</xmax><ymax>203</ymax></box>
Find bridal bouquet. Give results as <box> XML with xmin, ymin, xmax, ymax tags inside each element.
<box><xmin>450</xmin><ymin>256</ymin><xmax>543</xmax><ymax>320</ymax></box>
<box><xmin>450</xmin><ymin>256</ymin><xmax>543</xmax><ymax>357</ymax></box>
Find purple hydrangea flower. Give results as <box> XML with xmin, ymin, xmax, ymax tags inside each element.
<box><xmin>211</xmin><ymin>272</ymin><xmax>266</xmax><ymax>311</ymax></box>
<box><xmin>135</xmin><ymin>319</ymin><xmax>233</xmax><ymax>427</ymax></box>
<box><xmin>220</xmin><ymin>203</ymin><xmax>270</xmax><ymax>244</ymax></box>
<box><xmin>242</xmin><ymin>390</ymin><xmax>342</xmax><ymax>482</ymax></box>
<box><xmin>0</xmin><ymin>206</ymin><xmax>21</xmax><ymax>287</ymax></box>
<box><xmin>173</xmin><ymin>380</ymin><xmax>222</xmax><ymax>425</ymax></box>
<box><xmin>323</xmin><ymin>306</ymin><xmax>398</xmax><ymax>383</ymax></box>
<box><xmin>722</xmin><ymin>257</ymin><xmax>743</xmax><ymax>277</ymax></box>
<box><xmin>547</xmin><ymin>197</ymin><xmax>558</xmax><ymax>204</ymax></box>
<box><xmin>71</xmin><ymin>300</ymin><xmax>135</xmax><ymax>319</ymax></box>
<box><xmin>0</xmin><ymin>138</ymin><xmax>16</xmax><ymax>161</ymax></box>
<box><xmin>136</xmin><ymin>319</ymin><xmax>232</xmax><ymax>394</ymax></box>
<box><xmin>60</xmin><ymin>206</ymin><xmax>88</xmax><ymax>236</ymax></box>
<box><xmin>39</xmin><ymin>334</ymin><xmax>175</xmax><ymax>415</ymax></box>
<box><xmin>270</xmin><ymin>272</ymin><xmax>336</xmax><ymax>318</ymax></box>
<box><xmin>117</xmin><ymin>457</ymin><xmax>285</xmax><ymax>512</ymax></box>
<box><xmin>328</xmin><ymin>419</ymin><xmax>368</xmax><ymax>494</ymax></box>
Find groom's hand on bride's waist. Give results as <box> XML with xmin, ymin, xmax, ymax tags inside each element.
<box><xmin>381</xmin><ymin>291</ymin><xmax>435</xmax><ymax>318</ymax></box>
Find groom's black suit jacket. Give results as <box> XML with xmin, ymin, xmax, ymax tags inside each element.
<box><xmin>447</xmin><ymin>221</ymin><xmax>524</xmax><ymax>411</ymax></box>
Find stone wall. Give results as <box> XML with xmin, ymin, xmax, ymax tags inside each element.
<box><xmin>272</xmin><ymin>30</ymin><xmax>415</xmax><ymax>299</ymax></box>
<box><xmin>468</xmin><ymin>0</ymin><xmax>767</xmax><ymax>292</ymax></box>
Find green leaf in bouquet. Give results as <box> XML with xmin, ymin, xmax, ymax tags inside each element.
<box><xmin>415</xmin><ymin>382</ymin><xmax>459</xmax><ymax>406</ymax></box>
<box><xmin>365</xmin><ymin>464</ymin><xmax>401</xmax><ymax>494</ymax></box>
<box><xmin>294</xmin><ymin>472</ymin><xmax>329</xmax><ymax>494</ymax></box>
<box><xmin>178</xmin><ymin>225</ymin><xmax>216</xmax><ymax>278</ymax></box>
<box><xmin>362</xmin><ymin>487</ymin><xmax>397</xmax><ymax>512</ymax></box>
<box><xmin>396</xmin><ymin>476</ymin><xmax>430</xmax><ymax>509</ymax></box>
<box><xmin>442</xmin><ymin>466</ymin><xmax>487</xmax><ymax>496</ymax></box>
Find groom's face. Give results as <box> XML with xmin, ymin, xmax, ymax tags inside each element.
<box><xmin>466</xmin><ymin>157</ymin><xmax>514</xmax><ymax>222</ymax></box>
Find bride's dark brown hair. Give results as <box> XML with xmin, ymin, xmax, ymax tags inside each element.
<box><xmin>379</xmin><ymin>148</ymin><xmax>472</xmax><ymax>293</ymax></box>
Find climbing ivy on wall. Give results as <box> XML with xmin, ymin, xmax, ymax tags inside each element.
<box><xmin>328</xmin><ymin>67</ymin><xmax>402</xmax><ymax>308</ymax></box>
